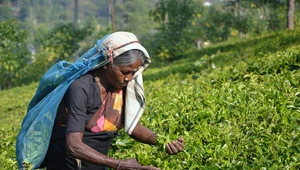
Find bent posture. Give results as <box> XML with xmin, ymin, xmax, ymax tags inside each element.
<box><xmin>43</xmin><ymin>32</ymin><xmax>184</xmax><ymax>170</ymax></box>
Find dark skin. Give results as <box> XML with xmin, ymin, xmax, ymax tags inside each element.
<box><xmin>66</xmin><ymin>60</ymin><xmax>184</xmax><ymax>169</ymax></box>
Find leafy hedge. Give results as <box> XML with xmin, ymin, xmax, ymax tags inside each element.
<box><xmin>0</xmin><ymin>29</ymin><xmax>299</xmax><ymax>169</ymax></box>
<box><xmin>112</xmin><ymin>29</ymin><xmax>300</xmax><ymax>169</ymax></box>
<box><xmin>0</xmin><ymin>83</ymin><xmax>37</xmax><ymax>169</ymax></box>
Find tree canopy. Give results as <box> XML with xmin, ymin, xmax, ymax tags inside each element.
<box><xmin>0</xmin><ymin>0</ymin><xmax>299</xmax><ymax>90</ymax></box>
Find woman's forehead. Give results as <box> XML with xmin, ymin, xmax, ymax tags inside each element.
<box><xmin>117</xmin><ymin>60</ymin><xmax>142</xmax><ymax>71</ymax></box>
<box><xmin>113</xmin><ymin>50</ymin><xmax>144</xmax><ymax>67</ymax></box>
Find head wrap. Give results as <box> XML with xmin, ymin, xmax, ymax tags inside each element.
<box><xmin>93</xmin><ymin>31</ymin><xmax>151</xmax><ymax>72</ymax></box>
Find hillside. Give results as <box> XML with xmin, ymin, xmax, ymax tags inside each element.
<box><xmin>0</xmin><ymin>29</ymin><xmax>299</xmax><ymax>169</ymax></box>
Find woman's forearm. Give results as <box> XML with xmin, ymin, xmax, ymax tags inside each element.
<box><xmin>130</xmin><ymin>122</ymin><xmax>158</xmax><ymax>145</ymax></box>
<box><xmin>66</xmin><ymin>132</ymin><xmax>120</xmax><ymax>169</ymax></box>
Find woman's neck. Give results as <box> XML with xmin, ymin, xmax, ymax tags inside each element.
<box><xmin>93</xmin><ymin>69</ymin><xmax>111</xmax><ymax>99</ymax></box>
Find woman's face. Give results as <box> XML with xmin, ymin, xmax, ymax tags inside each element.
<box><xmin>105</xmin><ymin>59</ymin><xmax>142</xmax><ymax>89</ymax></box>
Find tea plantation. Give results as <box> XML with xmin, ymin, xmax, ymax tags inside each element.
<box><xmin>0</xmin><ymin>29</ymin><xmax>299</xmax><ymax>169</ymax></box>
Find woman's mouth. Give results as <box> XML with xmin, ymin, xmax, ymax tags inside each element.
<box><xmin>118</xmin><ymin>83</ymin><xmax>127</xmax><ymax>87</ymax></box>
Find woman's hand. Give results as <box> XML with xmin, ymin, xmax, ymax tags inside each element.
<box><xmin>165</xmin><ymin>137</ymin><xmax>184</xmax><ymax>155</ymax></box>
<box><xmin>117</xmin><ymin>158</ymin><xmax>160</xmax><ymax>170</ymax></box>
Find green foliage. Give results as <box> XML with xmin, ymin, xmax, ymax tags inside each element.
<box><xmin>0</xmin><ymin>83</ymin><xmax>37</xmax><ymax>170</ymax></box>
<box><xmin>31</xmin><ymin>23</ymin><xmax>94</xmax><ymax>79</ymax></box>
<box><xmin>117</xmin><ymin>29</ymin><xmax>300</xmax><ymax>169</ymax></box>
<box><xmin>2</xmin><ymin>0</ymin><xmax>113</xmax><ymax>55</ymax></box>
<box><xmin>0</xmin><ymin>19</ymin><xmax>31</xmax><ymax>90</ymax></box>
<box><xmin>0</xmin><ymin>0</ymin><xmax>13</xmax><ymax>22</ymax></box>
<box><xmin>40</xmin><ymin>23</ymin><xmax>93</xmax><ymax>61</ymax></box>
<box><xmin>148</xmin><ymin>0</ymin><xmax>300</xmax><ymax>61</ymax></box>
<box><xmin>184</xmin><ymin>28</ymin><xmax>300</xmax><ymax>71</ymax></box>
<box><xmin>0</xmin><ymin>19</ymin><xmax>96</xmax><ymax>90</ymax></box>
<box><xmin>193</xmin><ymin>3</ymin><xmax>233</xmax><ymax>43</ymax></box>
<box><xmin>2</xmin><ymin>0</ymin><xmax>299</xmax><ymax>64</ymax></box>
<box><xmin>115</xmin><ymin>0</ymin><xmax>158</xmax><ymax>38</ymax></box>
<box><xmin>150</xmin><ymin>0</ymin><xmax>195</xmax><ymax>60</ymax></box>
<box><xmin>225</xmin><ymin>0</ymin><xmax>288</xmax><ymax>34</ymax></box>
<box><xmin>1</xmin><ymin>23</ymin><xmax>300</xmax><ymax>170</ymax></box>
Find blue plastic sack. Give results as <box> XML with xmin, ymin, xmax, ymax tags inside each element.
<box><xmin>16</xmin><ymin>36</ymin><xmax>110</xmax><ymax>169</ymax></box>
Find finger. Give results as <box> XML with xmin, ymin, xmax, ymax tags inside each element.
<box><xmin>168</xmin><ymin>142</ymin><xmax>178</xmax><ymax>154</ymax></box>
<box><xmin>141</xmin><ymin>166</ymin><xmax>161</xmax><ymax>170</ymax></box>
<box><xmin>166</xmin><ymin>143</ymin><xmax>173</xmax><ymax>154</ymax></box>
<box><xmin>176</xmin><ymin>140</ymin><xmax>185</xmax><ymax>148</ymax></box>
<box><xmin>172</xmin><ymin>141</ymin><xmax>184</xmax><ymax>152</ymax></box>
<box><xmin>178</xmin><ymin>137</ymin><xmax>184</xmax><ymax>142</ymax></box>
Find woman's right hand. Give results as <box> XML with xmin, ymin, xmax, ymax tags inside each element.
<box><xmin>117</xmin><ymin>158</ymin><xmax>160</xmax><ymax>170</ymax></box>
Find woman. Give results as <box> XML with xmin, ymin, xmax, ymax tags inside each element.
<box><xmin>44</xmin><ymin>32</ymin><xmax>184</xmax><ymax>170</ymax></box>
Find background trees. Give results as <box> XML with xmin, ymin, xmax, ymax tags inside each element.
<box><xmin>0</xmin><ymin>19</ymin><xmax>30</xmax><ymax>90</ymax></box>
<box><xmin>115</xmin><ymin>0</ymin><xmax>157</xmax><ymax>39</ymax></box>
<box><xmin>0</xmin><ymin>0</ymin><xmax>299</xmax><ymax>90</ymax></box>
<box><xmin>149</xmin><ymin>0</ymin><xmax>196</xmax><ymax>60</ymax></box>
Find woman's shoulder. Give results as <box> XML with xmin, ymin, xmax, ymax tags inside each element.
<box><xmin>69</xmin><ymin>73</ymin><xmax>95</xmax><ymax>91</ymax></box>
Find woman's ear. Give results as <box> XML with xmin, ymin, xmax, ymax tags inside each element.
<box><xmin>104</xmin><ymin>62</ymin><xmax>114</xmax><ymax>71</ymax></box>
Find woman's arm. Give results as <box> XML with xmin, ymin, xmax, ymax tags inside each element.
<box><xmin>129</xmin><ymin>122</ymin><xmax>158</xmax><ymax>145</ymax></box>
<box><xmin>66</xmin><ymin>132</ymin><xmax>160</xmax><ymax>170</ymax></box>
<box><xmin>130</xmin><ymin>122</ymin><xmax>185</xmax><ymax>154</ymax></box>
<box><xmin>66</xmin><ymin>132</ymin><xmax>120</xmax><ymax>169</ymax></box>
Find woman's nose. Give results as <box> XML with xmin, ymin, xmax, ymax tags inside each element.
<box><xmin>125</xmin><ymin>74</ymin><xmax>134</xmax><ymax>82</ymax></box>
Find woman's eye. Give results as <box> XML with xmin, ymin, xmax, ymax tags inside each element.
<box><xmin>121</xmin><ymin>71</ymin><xmax>131</xmax><ymax>75</ymax></box>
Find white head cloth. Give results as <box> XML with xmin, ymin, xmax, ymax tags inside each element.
<box><xmin>102</xmin><ymin>31</ymin><xmax>151</xmax><ymax>134</ymax></box>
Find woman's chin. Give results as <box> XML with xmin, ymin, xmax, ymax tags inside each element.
<box><xmin>115</xmin><ymin>83</ymin><xmax>126</xmax><ymax>89</ymax></box>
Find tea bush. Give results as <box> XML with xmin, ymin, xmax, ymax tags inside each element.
<box><xmin>0</xmin><ymin>83</ymin><xmax>37</xmax><ymax>169</ymax></box>
<box><xmin>0</xmin><ymin>29</ymin><xmax>299</xmax><ymax>169</ymax></box>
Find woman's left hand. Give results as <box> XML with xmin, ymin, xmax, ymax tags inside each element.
<box><xmin>165</xmin><ymin>137</ymin><xmax>184</xmax><ymax>155</ymax></box>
